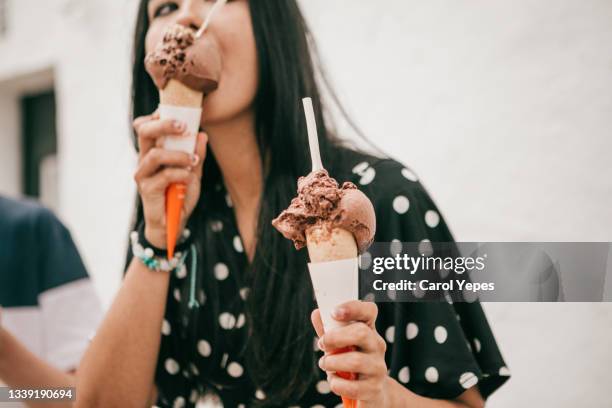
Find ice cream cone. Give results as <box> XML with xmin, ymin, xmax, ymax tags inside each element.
<box><xmin>306</xmin><ymin>226</ymin><xmax>358</xmax><ymax>262</ymax></box>
<box><xmin>160</xmin><ymin>79</ymin><xmax>203</xmax><ymax>107</ymax></box>
<box><xmin>159</xmin><ymin>79</ymin><xmax>203</xmax><ymax>259</ymax></box>
<box><xmin>307</xmin><ymin>225</ymin><xmax>359</xmax><ymax>408</ymax></box>
<box><xmin>273</xmin><ymin>98</ymin><xmax>377</xmax><ymax>408</ymax></box>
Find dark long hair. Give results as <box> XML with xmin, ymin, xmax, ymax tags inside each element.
<box><xmin>130</xmin><ymin>0</ymin><xmax>382</xmax><ymax>405</ymax></box>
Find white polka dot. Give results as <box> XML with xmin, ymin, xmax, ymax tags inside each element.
<box><xmin>198</xmin><ymin>290</ymin><xmax>207</xmax><ymax>305</ymax></box>
<box><xmin>460</xmin><ymin>372</ymin><xmax>479</xmax><ymax>389</ymax></box>
<box><xmin>463</xmin><ymin>288</ymin><xmax>478</xmax><ymax>303</ymax></box>
<box><xmin>352</xmin><ymin>161</ymin><xmax>369</xmax><ymax>174</ymax></box>
<box><xmin>161</xmin><ymin>319</ymin><xmax>171</xmax><ymax>336</ymax></box>
<box><xmin>440</xmin><ymin>265</ymin><xmax>451</xmax><ymax>279</ymax></box>
<box><xmin>425</xmin><ymin>210</ymin><xmax>440</xmax><ymax>228</ymax></box>
<box><xmin>311</xmin><ymin>405</ymin><xmax>325</xmax><ymax>408</ymax></box>
<box><xmin>220</xmin><ymin>353</ymin><xmax>228</xmax><ymax>368</ymax></box>
<box><xmin>425</xmin><ymin>367</ymin><xmax>439</xmax><ymax>383</ymax></box>
<box><xmin>173</xmin><ymin>288</ymin><xmax>181</xmax><ymax>302</ymax></box>
<box><xmin>175</xmin><ymin>264</ymin><xmax>187</xmax><ymax>279</ymax></box>
<box><xmin>214</xmin><ymin>263</ymin><xmax>229</xmax><ymax>280</ymax></box>
<box><xmin>219</xmin><ymin>312</ymin><xmax>236</xmax><ymax>329</ymax></box>
<box><xmin>406</xmin><ymin>322</ymin><xmax>419</xmax><ymax>340</ymax></box>
<box><xmin>401</xmin><ymin>168</ymin><xmax>418</xmax><ymax>182</ymax></box>
<box><xmin>358</xmin><ymin>167</ymin><xmax>376</xmax><ymax>185</ymax></box>
<box><xmin>165</xmin><ymin>358</ymin><xmax>180</xmax><ymax>375</ymax></box>
<box><xmin>499</xmin><ymin>366</ymin><xmax>511</xmax><ymax>376</ymax></box>
<box><xmin>434</xmin><ymin>326</ymin><xmax>448</xmax><ymax>344</ymax></box>
<box><xmin>189</xmin><ymin>389</ymin><xmax>199</xmax><ymax>403</ymax></box>
<box><xmin>413</xmin><ymin>282</ymin><xmax>426</xmax><ymax>299</ymax></box>
<box><xmin>359</xmin><ymin>251</ymin><xmax>372</xmax><ymax>269</ymax></box>
<box><xmin>233</xmin><ymin>236</ymin><xmax>244</xmax><ymax>253</ymax></box>
<box><xmin>239</xmin><ymin>287</ymin><xmax>250</xmax><ymax>300</ymax></box>
<box><xmin>190</xmin><ymin>363</ymin><xmax>199</xmax><ymax>376</ymax></box>
<box><xmin>418</xmin><ymin>239</ymin><xmax>433</xmax><ymax>256</ymax></box>
<box><xmin>197</xmin><ymin>339</ymin><xmax>211</xmax><ymax>357</ymax></box>
<box><xmin>385</xmin><ymin>326</ymin><xmax>395</xmax><ymax>343</ymax></box>
<box><xmin>392</xmin><ymin>195</ymin><xmax>410</xmax><ymax>214</ymax></box>
<box><xmin>173</xmin><ymin>396</ymin><xmax>185</xmax><ymax>408</ymax></box>
<box><xmin>313</xmin><ymin>337</ymin><xmax>320</xmax><ymax>351</ymax></box>
<box><xmin>225</xmin><ymin>193</ymin><xmax>233</xmax><ymax>208</ymax></box>
<box><xmin>255</xmin><ymin>389</ymin><xmax>266</xmax><ymax>400</ymax></box>
<box><xmin>227</xmin><ymin>362</ymin><xmax>244</xmax><ymax>377</ymax></box>
<box><xmin>473</xmin><ymin>338</ymin><xmax>482</xmax><ymax>353</ymax></box>
<box><xmin>387</xmin><ymin>288</ymin><xmax>397</xmax><ymax>300</ymax></box>
<box><xmin>236</xmin><ymin>313</ymin><xmax>246</xmax><ymax>328</ymax></box>
<box><xmin>398</xmin><ymin>366</ymin><xmax>410</xmax><ymax>384</ymax></box>
<box><xmin>210</xmin><ymin>220</ymin><xmax>223</xmax><ymax>232</ymax></box>
<box><xmin>316</xmin><ymin>380</ymin><xmax>331</xmax><ymax>394</ymax></box>
<box><xmin>363</xmin><ymin>292</ymin><xmax>376</xmax><ymax>302</ymax></box>
<box><xmin>389</xmin><ymin>239</ymin><xmax>402</xmax><ymax>256</ymax></box>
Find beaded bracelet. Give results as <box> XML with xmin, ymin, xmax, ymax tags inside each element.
<box><xmin>130</xmin><ymin>227</ymin><xmax>191</xmax><ymax>272</ymax></box>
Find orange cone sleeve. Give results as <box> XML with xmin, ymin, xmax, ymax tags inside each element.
<box><xmin>331</xmin><ymin>346</ymin><xmax>358</xmax><ymax>408</ymax></box>
<box><xmin>166</xmin><ymin>182</ymin><xmax>187</xmax><ymax>259</ymax></box>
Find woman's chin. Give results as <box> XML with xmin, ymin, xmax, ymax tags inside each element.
<box><xmin>200</xmin><ymin>93</ymin><xmax>222</xmax><ymax>124</ymax></box>
<box><xmin>201</xmin><ymin>95</ymin><xmax>252</xmax><ymax>128</ymax></box>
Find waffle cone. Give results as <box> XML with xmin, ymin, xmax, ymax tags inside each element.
<box><xmin>306</xmin><ymin>226</ymin><xmax>358</xmax><ymax>263</ymax></box>
<box><xmin>160</xmin><ymin>79</ymin><xmax>203</xmax><ymax>107</ymax></box>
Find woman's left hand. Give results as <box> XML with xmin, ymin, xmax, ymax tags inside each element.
<box><xmin>311</xmin><ymin>300</ymin><xmax>389</xmax><ymax>408</ymax></box>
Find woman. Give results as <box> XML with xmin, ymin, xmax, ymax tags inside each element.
<box><xmin>76</xmin><ymin>1</ymin><xmax>510</xmax><ymax>407</ymax></box>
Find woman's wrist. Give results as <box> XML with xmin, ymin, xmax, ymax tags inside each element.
<box><xmin>144</xmin><ymin>221</ymin><xmax>188</xmax><ymax>250</ymax></box>
<box><xmin>132</xmin><ymin>222</ymin><xmax>192</xmax><ymax>272</ymax></box>
<box><xmin>144</xmin><ymin>225</ymin><xmax>167</xmax><ymax>249</ymax></box>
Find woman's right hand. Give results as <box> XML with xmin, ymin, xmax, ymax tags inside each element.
<box><xmin>132</xmin><ymin>111</ymin><xmax>208</xmax><ymax>249</ymax></box>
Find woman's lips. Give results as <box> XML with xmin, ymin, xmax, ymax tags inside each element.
<box><xmin>145</xmin><ymin>24</ymin><xmax>222</xmax><ymax>94</ymax></box>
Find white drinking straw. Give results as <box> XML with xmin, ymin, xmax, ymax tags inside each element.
<box><xmin>302</xmin><ymin>97</ymin><xmax>324</xmax><ymax>172</ymax></box>
<box><xmin>195</xmin><ymin>0</ymin><xmax>228</xmax><ymax>38</ymax></box>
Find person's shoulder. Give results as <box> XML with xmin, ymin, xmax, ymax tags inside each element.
<box><xmin>331</xmin><ymin>148</ymin><xmax>427</xmax><ymax>205</ymax></box>
<box><xmin>331</xmin><ymin>148</ymin><xmax>455</xmax><ymax>240</ymax></box>
<box><xmin>0</xmin><ymin>195</ymin><xmax>65</xmax><ymax>236</ymax></box>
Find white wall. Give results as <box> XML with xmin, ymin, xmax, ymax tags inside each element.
<box><xmin>0</xmin><ymin>0</ymin><xmax>611</xmax><ymax>406</ymax></box>
<box><xmin>299</xmin><ymin>1</ymin><xmax>612</xmax><ymax>406</ymax></box>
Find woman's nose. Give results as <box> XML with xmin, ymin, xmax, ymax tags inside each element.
<box><xmin>175</xmin><ymin>2</ymin><xmax>209</xmax><ymax>31</ymax></box>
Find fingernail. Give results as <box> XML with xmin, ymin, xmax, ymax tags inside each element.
<box><xmin>174</xmin><ymin>121</ymin><xmax>185</xmax><ymax>130</ymax></box>
<box><xmin>191</xmin><ymin>154</ymin><xmax>199</xmax><ymax>166</ymax></box>
<box><xmin>318</xmin><ymin>356</ymin><xmax>325</xmax><ymax>370</ymax></box>
<box><xmin>332</xmin><ymin>307</ymin><xmax>345</xmax><ymax>319</ymax></box>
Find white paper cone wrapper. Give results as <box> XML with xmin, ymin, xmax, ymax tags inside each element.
<box><xmin>159</xmin><ymin>104</ymin><xmax>202</xmax><ymax>154</ymax></box>
<box><xmin>308</xmin><ymin>257</ymin><xmax>359</xmax><ymax>332</ymax></box>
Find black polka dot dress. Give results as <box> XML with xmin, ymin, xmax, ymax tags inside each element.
<box><xmin>149</xmin><ymin>150</ymin><xmax>510</xmax><ymax>407</ymax></box>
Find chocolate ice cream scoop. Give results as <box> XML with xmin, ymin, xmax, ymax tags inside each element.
<box><xmin>145</xmin><ymin>24</ymin><xmax>222</xmax><ymax>93</ymax></box>
<box><xmin>272</xmin><ymin>170</ymin><xmax>376</xmax><ymax>253</ymax></box>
